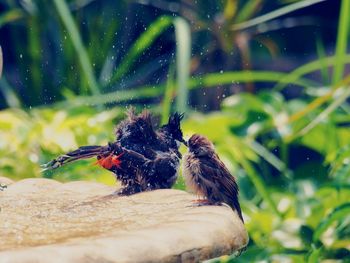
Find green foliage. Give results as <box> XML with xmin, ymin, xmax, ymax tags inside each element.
<box><xmin>199</xmin><ymin>91</ymin><xmax>350</xmax><ymax>261</ymax></box>
<box><xmin>53</xmin><ymin>0</ymin><xmax>100</xmax><ymax>97</ymax></box>
<box><xmin>0</xmin><ymin>107</ymin><xmax>122</xmax><ymax>185</ymax></box>
<box><xmin>333</xmin><ymin>0</ymin><xmax>350</xmax><ymax>84</ymax></box>
<box><xmin>1</xmin><ymin>0</ymin><xmax>350</xmax><ymax>262</ymax></box>
<box><xmin>2</xmin><ymin>87</ymin><xmax>349</xmax><ymax>260</ymax></box>
<box><xmin>231</xmin><ymin>0</ymin><xmax>327</xmax><ymax>31</ymax></box>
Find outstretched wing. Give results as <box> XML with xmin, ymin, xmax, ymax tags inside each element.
<box><xmin>41</xmin><ymin>145</ymin><xmax>110</xmax><ymax>171</ymax></box>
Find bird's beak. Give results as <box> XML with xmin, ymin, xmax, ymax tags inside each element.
<box><xmin>181</xmin><ymin>138</ymin><xmax>188</xmax><ymax>147</ymax></box>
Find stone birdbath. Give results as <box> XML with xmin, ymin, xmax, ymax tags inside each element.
<box><xmin>0</xmin><ymin>176</ymin><xmax>248</xmax><ymax>263</ymax></box>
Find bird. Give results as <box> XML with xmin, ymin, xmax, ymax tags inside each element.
<box><xmin>114</xmin><ymin>109</ymin><xmax>186</xmax><ymax>159</ymax></box>
<box><xmin>42</xmin><ymin>109</ymin><xmax>186</xmax><ymax>196</ymax></box>
<box><xmin>182</xmin><ymin>134</ymin><xmax>244</xmax><ymax>222</ymax></box>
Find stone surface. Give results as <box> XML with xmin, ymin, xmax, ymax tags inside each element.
<box><xmin>0</xmin><ymin>178</ymin><xmax>248</xmax><ymax>263</ymax></box>
<box><xmin>0</xmin><ymin>176</ymin><xmax>14</xmax><ymax>186</ymax></box>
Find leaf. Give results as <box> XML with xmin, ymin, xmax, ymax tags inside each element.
<box><xmin>108</xmin><ymin>16</ymin><xmax>173</xmax><ymax>86</ymax></box>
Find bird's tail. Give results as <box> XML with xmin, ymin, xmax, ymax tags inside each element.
<box><xmin>41</xmin><ymin>145</ymin><xmax>111</xmax><ymax>171</ymax></box>
<box><xmin>231</xmin><ymin>198</ymin><xmax>244</xmax><ymax>223</ymax></box>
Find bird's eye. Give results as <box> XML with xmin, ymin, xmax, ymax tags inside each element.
<box><xmin>194</xmin><ymin>148</ymin><xmax>207</xmax><ymax>157</ymax></box>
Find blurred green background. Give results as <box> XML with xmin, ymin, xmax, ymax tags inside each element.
<box><xmin>0</xmin><ymin>0</ymin><xmax>350</xmax><ymax>261</ymax></box>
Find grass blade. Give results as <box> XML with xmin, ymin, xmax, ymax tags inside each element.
<box><xmin>189</xmin><ymin>71</ymin><xmax>317</xmax><ymax>89</ymax></box>
<box><xmin>0</xmin><ymin>9</ymin><xmax>25</xmax><ymax>28</ymax></box>
<box><xmin>239</xmin><ymin>155</ymin><xmax>281</xmax><ymax>217</ymax></box>
<box><xmin>108</xmin><ymin>16</ymin><xmax>173</xmax><ymax>87</ymax></box>
<box><xmin>174</xmin><ymin>17</ymin><xmax>191</xmax><ymax>113</ymax></box>
<box><xmin>307</xmin><ymin>245</ymin><xmax>322</xmax><ymax>263</ymax></box>
<box><xmin>280</xmin><ymin>75</ymin><xmax>350</xmax><ymax>143</ymax></box>
<box><xmin>287</xmin><ymin>74</ymin><xmax>350</xmax><ymax>125</ymax></box>
<box><xmin>52</xmin><ymin>0</ymin><xmax>100</xmax><ymax>96</ymax></box>
<box><xmin>161</xmin><ymin>64</ymin><xmax>175</xmax><ymax>125</ymax></box>
<box><xmin>0</xmin><ymin>76</ymin><xmax>21</xmax><ymax>108</ymax></box>
<box><xmin>110</xmin><ymin>54</ymin><xmax>172</xmax><ymax>91</ymax></box>
<box><xmin>315</xmin><ymin>36</ymin><xmax>330</xmax><ymax>85</ymax></box>
<box><xmin>225</xmin><ymin>135</ymin><xmax>281</xmax><ymax>217</ymax></box>
<box><xmin>28</xmin><ymin>16</ymin><xmax>42</xmax><ymax>103</ymax></box>
<box><xmin>295</xmin><ymin>87</ymin><xmax>350</xmax><ymax>138</ymax></box>
<box><xmin>249</xmin><ymin>140</ymin><xmax>287</xmax><ymax>173</ymax></box>
<box><xmin>274</xmin><ymin>54</ymin><xmax>350</xmax><ymax>91</ymax></box>
<box><xmin>231</xmin><ymin>0</ymin><xmax>326</xmax><ymax>31</ymax></box>
<box><xmin>56</xmin><ymin>70</ymin><xmax>316</xmax><ymax>108</ymax></box>
<box><xmin>56</xmin><ymin>84</ymin><xmax>164</xmax><ymax>108</ymax></box>
<box><xmin>313</xmin><ymin>202</ymin><xmax>350</xmax><ymax>242</ymax></box>
<box><xmin>333</xmin><ymin>0</ymin><xmax>350</xmax><ymax>84</ymax></box>
<box><xmin>235</xmin><ymin>0</ymin><xmax>263</xmax><ymax>23</ymax></box>
<box><xmin>0</xmin><ymin>46</ymin><xmax>2</xmax><ymax>78</ymax></box>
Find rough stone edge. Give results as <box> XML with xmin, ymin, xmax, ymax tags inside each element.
<box><xmin>0</xmin><ymin>219</ymin><xmax>248</xmax><ymax>263</ymax></box>
<box><xmin>0</xmin><ymin>177</ymin><xmax>249</xmax><ymax>262</ymax></box>
<box><xmin>0</xmin><ymin>176</ymin><xmax>14</xmax><ymax>186</ymax></box>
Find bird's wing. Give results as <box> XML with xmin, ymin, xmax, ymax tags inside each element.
<box><xmin>197</xmin><ymin>153</ymin><xmax>243</xmax><ymax>221</ymax></box>
<box><xmin>41</xmin><ymin>145</ymin><xmax>111</xmax><ymax>171</ymax></box>
<box><xmin>198</xmin><ymin>154</ymin><xmax>239</xmax><ymax>197</ymax></box>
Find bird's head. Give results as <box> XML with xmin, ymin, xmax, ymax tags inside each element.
<box><xmin>161</xmin><ymin>112</ymin><xmax>187</xmax><ymax>146</ymax></box>
<box><xmin>116</xmin><ymin>108</ymin><xmax>157</xmax><ymax>142</ymax></box>
<box><xmin>188</xmin><ymin>134</ymin><xmax>215</xmax><ymax>156</ymax></box>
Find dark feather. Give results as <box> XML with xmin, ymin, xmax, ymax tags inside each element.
<box><xmin>43</xmin><ymin>110</ymin><xmax>185</xmax><ymax>196</ymax></box>
<box><xmin>115</xmin><ymin>108</ymin><xmax>157</xmax><ymax>146</ymax></box>
<box><xmin>41</xmin><ymin>145</ymin><xmax>111</xmax><ymax>171</ymax></box>
<box><xmin>197</xmin><ymin>154</ymin><xmax>242</xmax><ymax>221</ymax></box>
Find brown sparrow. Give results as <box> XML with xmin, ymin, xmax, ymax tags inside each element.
<box><xmin>183</xmin><ymin>134</ymin><xmax>243</xmax><ymax>221</ymax></box>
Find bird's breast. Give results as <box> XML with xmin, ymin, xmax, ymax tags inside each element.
<box><xmin>182</xmin><ymin>153</ymin><xmax>203</xmax><ymax>195</ymax></box>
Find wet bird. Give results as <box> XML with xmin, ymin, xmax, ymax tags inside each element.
<box><xmin>182</xmin><ymin>134</ymin><xmax>244</xmax><ymax>222</ymax></box>
<box><xmin>115</xmin><ymin>109</ymin><xmax>186</xmax><ymax>159</ymax></box>
<box><xmin>42</xmin><ymin>109</ymin><xmax>186</xmax><ymax>195</ymax></box>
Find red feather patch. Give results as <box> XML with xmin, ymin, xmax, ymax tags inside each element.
<box><xmin>95</xmin><ymin>152</ymin><xmax>124</xmax><ymax>169</ymax></box>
